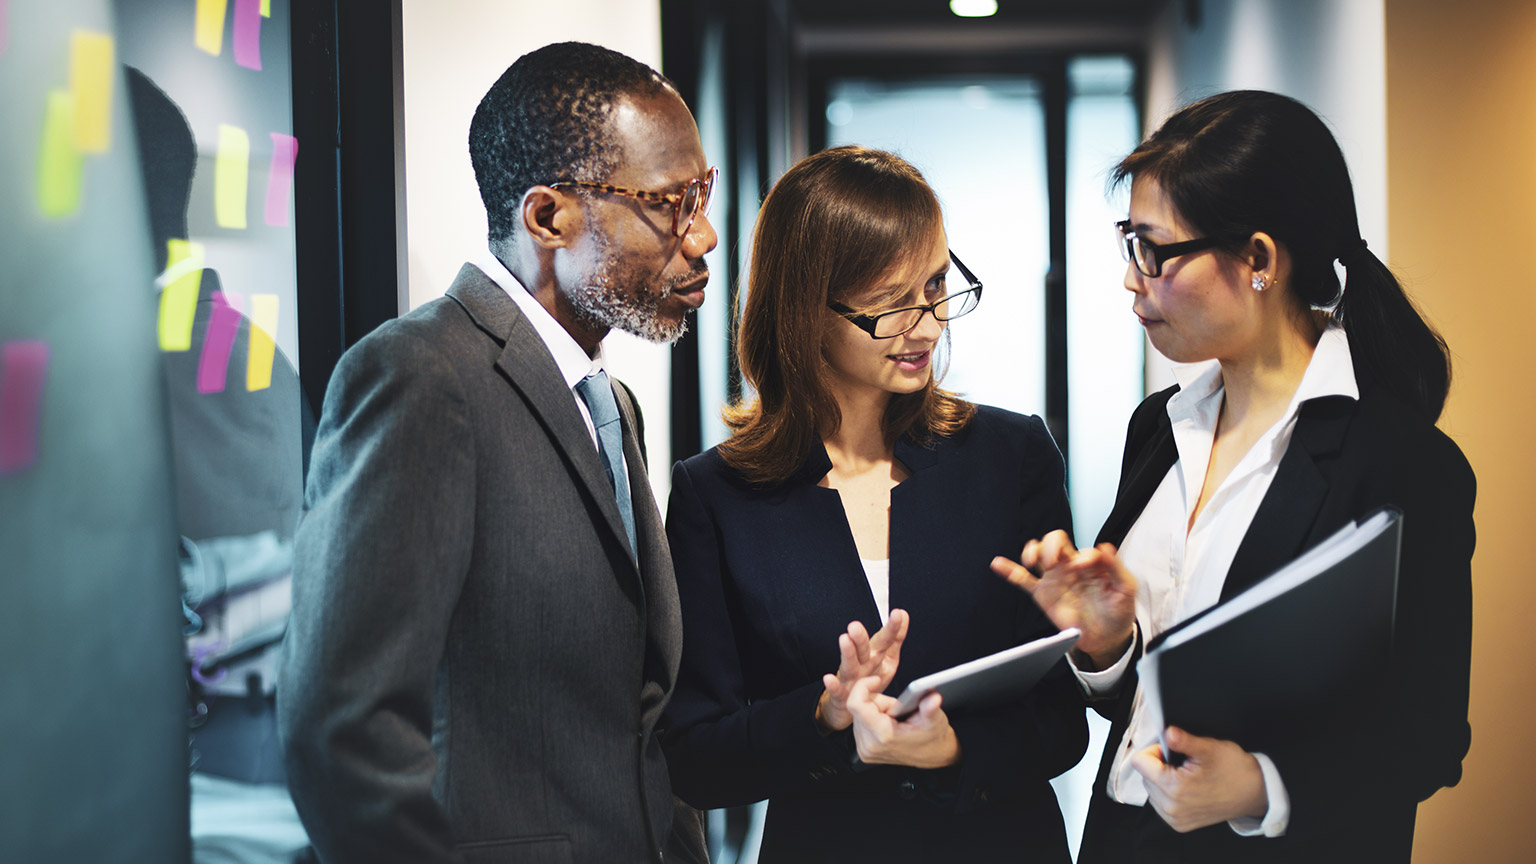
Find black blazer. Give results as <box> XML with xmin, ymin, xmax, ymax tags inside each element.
<box><xmin>661</xmin><ymin>407</ymin><xmax>1088</xmax><ymax>863</ymax></box>
<box><xmin>1078</xmin><ymin>383</ymin><xmax>1476</xmax><ymax>864</ymax></box>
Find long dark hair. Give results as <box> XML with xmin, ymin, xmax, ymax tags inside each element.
<box><xmin>1113</xmin><ymin>90</ymin><xmax>1451</xmax><ymax>421</ymax></box>
<box><xmin>720</xmin><ymin>146</ymin><xmax>975</xmax><ymax>486</ymax></box>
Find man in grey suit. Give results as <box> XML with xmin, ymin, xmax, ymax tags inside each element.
<box><xmin>278</xmin><ymin>42</ymin><xmax>717</xmax><ymax>864</ymax></box>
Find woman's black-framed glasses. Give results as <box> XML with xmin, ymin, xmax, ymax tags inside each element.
<box><xmin>828</xmin><ymin>251</ymin><xmax>983</xmax><ymax>339</ymax></box>
<box><xmin>551</xmin><ymin>166</ymin><xmax>720</xmax><ymax>237</ymax></box>
<box><xmin>1115</xmin><ymin>219</ymin><xmax>1223</xmax><ymax>277</ymax></box>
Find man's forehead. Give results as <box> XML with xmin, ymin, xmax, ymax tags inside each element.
<box><xmin>605</xmin><ymin>91</ymin><xmax>705</xmax><ymax>186</ymax></box>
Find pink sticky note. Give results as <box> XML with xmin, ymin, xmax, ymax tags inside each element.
<box><xmin>0</xmin><ymin>341</ymin><xmax>49</xmax><ymax>475</ymax></box>
<box><xmin>196</xmin><ymin>292</ymin><xmax>243</xmax><ymax>394</ymax></box>
<box><xmin>233</xmin><ymin>0</ymin><xmax>262</xmax><ymax>71</ymax></box>
<box><xmin>264</xmin><ymin>133</ymin><xmax>298</xmax><ymax>226</ymax></box>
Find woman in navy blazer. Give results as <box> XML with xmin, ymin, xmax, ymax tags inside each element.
<box><xmin>660</xmin><ymin>147</ymin><xmax>1087</xmax><ymax>862</ymax></box>
<box><xmin>994</xmin><ymin>91</ymin><xmax>1476</xmax><ymax>863</ymax></box>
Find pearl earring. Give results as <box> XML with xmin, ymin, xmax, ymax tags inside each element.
<box><xmin>1252</xmin><ymin>274</ymin><xmax>1267</xmax><ymax>292</ymax></box>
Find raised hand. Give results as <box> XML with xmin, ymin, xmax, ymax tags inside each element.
<box><xmin>990</xmin><ymin>530</ymin><xmax>1138</xmax><ymax>669</ymax></box>
<box><xmin>815</xmin><ymin>608</ymin><xmax>909</xmax><ymax>733</ymax></box>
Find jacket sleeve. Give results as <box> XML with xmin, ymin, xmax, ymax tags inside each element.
<box><xmin>659</xmin><ymin>459</ymin><xmax>855</xmax><ymax>810</ymax></box>
<box><xmin>1263</xmin><ymin>427</ymin><xmax>1475</xmax><ymax>845</ymax></box>
<box><xmin>278</xmin><ymin>330</ymin><xmax>474</xmax><ymax>864</ymax></box>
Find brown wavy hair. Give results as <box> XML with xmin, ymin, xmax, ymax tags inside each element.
<box><xmin>719</xmin><ymin>146</ymin><xmax>976</xmax><ymax>486</ymax></box>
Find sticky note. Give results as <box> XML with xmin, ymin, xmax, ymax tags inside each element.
<box><xmin>70</xmin><ymin>31</ymin><xmax>114</xmax><ymax>154</ymax></box>
<box><xmin>197</xmin><ymin>292</ymin><xmax>243</xmax><ymax>394</ymax></box>
<box><xmin>37</xmin><ymin>90</ymin><xmax>84</xmax><ymax>218</ymax></box>
<box><xmin>260</xmin><ymin>0</ymin><xmax>270</xmax><ymax>17</ymax></box>
<box><xmin>233</xmin><ymin>0</ymin><xmax>261</xmax><ymax>71</ymax></box>
<box><xmin>247</xmin><ymin>294</ymin><xmax>279</xmax><ymax>391</ymax></box>
<box><xmin>195</xmin><ymin>0</ymin><xmax>226</xmax><ymax>56</ymax></box>
<box><xmin>264</xmin><ymin>133</ymin><xmax>297</xmax><ymax>226</ymax></box>
<box><xmin>215</xmin><ymin>124</ymin><xmax>249</xmax><ymax>229</ymax></box>
<box><xmin>0</xmin><ymin>341</ymin><xmax>49</xmax><ymax>476</ymax></box>
<box><xmin>157</xmin><ymin>239</ymin><xmax>206</xmax><ymax>351</ymax></box>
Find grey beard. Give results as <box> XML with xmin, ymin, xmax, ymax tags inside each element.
<box><xmin>568</xmin><ymin>270</ymin><xmax>690</xmax><ymax>345</ymax></box>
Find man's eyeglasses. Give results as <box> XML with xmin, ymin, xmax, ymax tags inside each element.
<box><xmin>551</xmin><ymin>166</ymin><xmax>720</xmax><ymax>238</ymax></box>
<box><xmin>828</xmin><ymin>251</ymin><xmax>983</xmax><ymax>339</ymax></box>
<box><xmin>1115</xmin><ymin>219</ymin><xmax>1223</xmax><ymax>278</ymax></box>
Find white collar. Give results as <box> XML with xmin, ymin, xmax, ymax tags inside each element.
<box><xmin>1165</xmin><ymin>325</ymin><xmax>1359</xmax><ymax>439</ymax></box>
<box><xmin>476</xmin><ymin>248</ymin><xmax>605</xmax><ymax>388</ymax></box>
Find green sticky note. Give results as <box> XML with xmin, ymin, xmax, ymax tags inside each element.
<box><xmin>37</xmin><ymin>90</ymin><xmax>84</xmax><ymax>218</ymax></box>
<box><xmin>158</xmin><ymin>239</ymin><xmax>206</xmax><ymax>351</ymax></box>
<box><xmin>214</xmin><ymin>124</ymin><xmax>249</xmax><ymax>229</ymax></box>
<box><xmin>261</xmin><ymin>0</ymin><xmax>270</xmax><ymax>18</ymax></box>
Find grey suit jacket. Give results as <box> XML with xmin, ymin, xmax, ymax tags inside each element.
<box><xmin>279</xmin><ymin>263</ymin><xmax>702</xmax><ymax>864</ymax></box>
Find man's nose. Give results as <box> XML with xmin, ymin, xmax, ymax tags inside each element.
<box><xmin>683</xmin><ymin>211</ymin><xmax>718</xmax><ymax>258</ymax></box>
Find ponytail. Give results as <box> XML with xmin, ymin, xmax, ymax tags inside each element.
<box><xmin>1335</xmin><ymin>242</ymin><xmax>1451</xmax><ymax>421</ymax></box>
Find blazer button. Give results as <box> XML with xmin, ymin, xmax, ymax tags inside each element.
<box><xmin>897</xmin><ymin>779</ymin><xmax>917</xmax><ymax>800</ymax></box>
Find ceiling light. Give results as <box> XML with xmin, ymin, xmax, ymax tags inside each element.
<box><xmin>950</xmin><ymin>0</ymin><xmax>998</xmax><ymax>17</ymax></box>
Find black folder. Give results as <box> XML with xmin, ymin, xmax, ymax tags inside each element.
<box><xmin>1138</xmin><ymin>507</ymin><xmax>1402</xmax><ymax>756</ymax></box>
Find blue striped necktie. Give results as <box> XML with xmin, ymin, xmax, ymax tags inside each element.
<box><xmin>574</xmin><ymin>370</ymin><xmax>637</xmax><ymax>560</ymax></box>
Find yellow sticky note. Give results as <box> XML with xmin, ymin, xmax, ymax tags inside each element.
<box><xmin>196</xmin><ymin>0</ymin><xmax>227</xmax><ymax>56</ymax></box>
<box><xmin>70</xmin><ymin>31</ymin><xmax>114</xmax><ymax>154</ymax></box>
<box><xmin>261</xmin><ymin>0</ymin><xmax>270</xmax><ymax>18</ymax></box>
<box><xmin>247</xmin><ymin>294</ymin><xmax>279</xmax><ymax>391</ymax></box>
<box><xmin>37</xmin><ymin>90</ymin><xmax>84</xmax><ymax>218</ymax></box>
<box><xmin>214</xmin><ymin>124</ymin><xmax>249</xmax><ymax>229</ymax></box>
<box><xmin>158</xmin><ymin>239</ymin><xmax>206</xmax><ymax>351</ymax></box>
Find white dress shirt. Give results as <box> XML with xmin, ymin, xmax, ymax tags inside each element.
<box><xmin>1074</xmin><ymin>325</ymin><xmax>1359</xmax><ymax>838</ymax></box>
<box><xmin>476</xmin><ymin>250</ymin><xmax>609</xmax><ymax>454</ymax></box>
<box><xmin>859</xmin><ymin>557</ymin><xmax>891</xmax><ymax>626</ymax></box>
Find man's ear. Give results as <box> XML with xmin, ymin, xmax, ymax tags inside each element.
<box><xmin>521</xmin><ymin>186</ymin><xmax>577</xmax><ymax>250</ymax></box>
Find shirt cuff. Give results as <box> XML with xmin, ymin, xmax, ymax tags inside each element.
<box><xmin>1068</xmin><ymin>624</ymin><xmax>1137</xmax><ymax>696</ymax></box>
<box><xmin>1228</xmin><ymin>752</ymin><xmax>1290</xmax><ymax>838</ymax></box>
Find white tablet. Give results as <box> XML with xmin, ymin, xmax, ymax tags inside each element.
<box><xmin>892</xmin><ymin>627</ymin><xmax>1080</xmax><ymax>718</ymax></box>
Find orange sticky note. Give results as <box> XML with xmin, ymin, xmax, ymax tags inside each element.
<box><xmin>158</xmin><ymin>239</ymin><xmax>206</xmax><ymax>351</ymax></box>
<box><xmin>195</xmin><ymin>0</ymin><xmax>227</xmax><ymax>56</ymax></box>
<box><xmin>37</xmin><ymin>90</ymin><xmax>83</xmax><ymax>218</ymax></box>
<box><xmin>214</xmin><ymin>124</ymin><xmax>249</xmax><ymax>229</ymax></box>
<box><xmin>70</xmin><ymin>31</ymin><xmax>114</xmax><ymax>154</ymax></box>
<box><xmin>247</xmin><ymin>294</ymin><xmax>279</xmax><ymax>391</ymax></box>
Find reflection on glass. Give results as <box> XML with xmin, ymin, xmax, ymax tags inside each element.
<box><xmin>118</xmin><ymin>0</ymin><xmax>312</xmax><ymax>860</ymax></box>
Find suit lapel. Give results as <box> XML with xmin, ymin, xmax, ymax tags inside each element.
<box><xmin>1097</xmin><ymin>419</ymin><xmax>1178</xmax><ymax>548</ymax></box>
<box><xmin>1220</xmin><ymin>395</ymin><xmax>1354</xmax><ymax>600</ymax></box>
<box><xmin>444</xmin><ymin>266</ymin><xmax>640</xmax><ymax>584</ymax></box>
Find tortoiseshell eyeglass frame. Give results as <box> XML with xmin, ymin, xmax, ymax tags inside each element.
<box><xmin>550</xmin><ymin>166</ymin><xmax>720</xmax><ymax>237</ymax></box>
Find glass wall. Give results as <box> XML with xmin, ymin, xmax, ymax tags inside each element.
<box><xmin>2</xmin><ymin>0</ymin><xmax>316</xmax><ymax>859</ymax></box>
<box><xmin>826</xmin><ymin>76</ymin><xmax>1051</xmax><ymax>421</ymax></box>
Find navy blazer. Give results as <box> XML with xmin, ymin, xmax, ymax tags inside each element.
<box><xmin>661</xmin><ymin>406</ymin><xmax>1088</xmax><ymax>863</ymax></box>
<box><xmin>1077</xmin><ymin>383</ymin><xmax>1476</xmax><ymax>864</ymax></box>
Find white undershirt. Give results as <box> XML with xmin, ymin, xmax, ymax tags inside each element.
<box><xmin>859</xmin><ymin>557</ymin><xmax>891</xmax><ymax>626</ymax></box>
<box><xmin>1073</xmin><ymin>326</ymin><xmax>1358</xmax><ymax>838</ymax></box>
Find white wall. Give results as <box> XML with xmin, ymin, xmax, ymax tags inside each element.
<box><xmin>399</xmin><ymin>0</ymin><xmax>674</xmax><ymax>500</ymax></box>
<box><xmin>1140</xmin><ymin>0</ymin><xmax>1387</xmax><ymax>391</ymax></box>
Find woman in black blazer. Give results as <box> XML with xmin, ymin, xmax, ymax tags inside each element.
<box><xmin>993</xmin><ymin>91</ymin><xmax>1476</xmax><ymax>863</ymax></box>
<box><xmin>660</xmin><ymin>146</ymin><xmax>1087</xmax><ymax>862</ymax></box>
